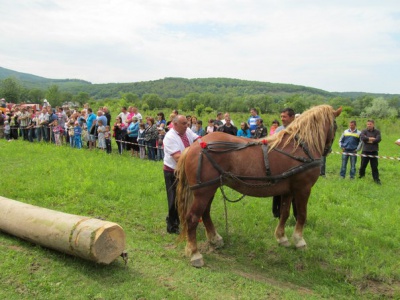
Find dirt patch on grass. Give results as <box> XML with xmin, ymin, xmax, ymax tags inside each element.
<box><xmin>357</xmin><ymin>279</ymin><xmax>400</xmax><ymax>298</ymax></box>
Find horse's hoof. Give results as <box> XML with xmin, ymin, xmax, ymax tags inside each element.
<box><xmin>295</xmin><ymin>238</ymin><xmax>307</xmax><ymax>250</ymax></box>
<box><xmin>278</xmin><ymin>236</ymin><xmax>291</xmax><ymax>247</ymax></box>
<box><xmin>190</xmin><ymin>252</ymin><xmax>204</xmax><ymax>268</ymax></box>
<box><xmin>210</xmin><ymin>233</ymin><xmax>224</xmax><ymax>249</ymax></box>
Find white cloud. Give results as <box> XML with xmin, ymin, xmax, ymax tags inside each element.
<box><xmin>0</xmin><ymin>0</ymin><xmax>399</xmax><ymax>93</ymax></box>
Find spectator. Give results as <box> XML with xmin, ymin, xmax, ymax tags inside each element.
<box><xmin>157</xmin><ymin>127</ymin><xmax>166</xmax><ymax>161</ymax></box>
<box><xmin>86</xmin><ymin>108</ymin><xmax>97</xmax><ymax>150</ymax></box>
<box><xmin>74</xmin><ymin>121</ymin><xmax>82</xmax><ymax>149</ymax></box>
<box><xmin>103</xmin><ymin>106</ymin><xmax>111</xmax><ymax>126</ymax></box>
<box><xmin>117</xmin><ymin>107</ymin><xmax>129</xmax><ymax>124</ymax></box>
<box><xmin>163</xmin><ymin>115</ymin><xmax>200</xmax><ymax>234</ymax></box>
<box><xmin>359</xmin><ymin>120</ymin><xmax>382</xmax><ymax>184</ymax></box>
<box><xmin>338</xmin><ymin>120</ymin><xmax>362</xmax><ymax>179</ymax></box>
<box><xmin>97</xmin><ymin>120</ymin><xmax>106</xmax><ymax>151</ymax></box>
<box><xmin>57</xmin><ymin>107</ymin><xmax>68</xmax><ymax>145</ymax></box>
<box><xmin>167</xmin><ymin>113</ymin><xmax>176</xmax><ymax>130</ymax></box>
<box><xmin>143</xmin><ymin>117</ymin><xmax>158</xmax><ymax>161</ymax></box>
<box><xmin>221</xmin><ymin>112</ymin><xmax>235</xmax><ymax>125</ymax></box>
<box><xmin>52</xmin><ymin>119</ymin><xmax>64</xmax><ymax>146</ymax></box>
<box><xmin>68</xmin><ymin>120</ymin><xmax>75</xmax><ymax>148</ymax></box>
<box><xmin>247</xmin><ymin>108</ymin><xmax>261</xmax><ymax>138</ymax></box>
<box><xmin>4</xmin><ymin>120</ymin><xmax>11</xmax><ymax>141</ymax></box>
<box><xmin>43</xmin><ymin>99</ymin><xmax>50</xmax><ymax>107</ymax></box>
<box><xmin>254</xmin><ymin>118</ymin><xmax>267</xmax><ymax>139</ymax></box>
<box><xmin>218</xmin><ymin>116</ymin><xmax>238</xmax><ymax>136</ymax></box>
<box><xmin>113</xmin><ymin>116</ymin><xmax>126</xmax><ymax>155</ymax></box>
<box><xmin>105</xmin><ymin>126</ymin><xmax>112</xmax><ymax>154</ymax></box>
<box><xmin>186</xmin><ymin>115</ymin><xmax>192</xmax><ymax>129</ymax></box>
<box><xmin>190</xmin><ymin>116</ymin><xmax>198</xmax><ymax>132</ymax></box>
<box><xmin>269</xmin><ymin>120</ymin><xmax>280</xmax><ymax>136</ymax></box>
<box><xmin>156</xmin><ymin>112</ymin><xmax>167</xmax><ymax>129</ymax></box>
<box><xmin>138</xmin><ymin>123</ymin><xmax>146</xmax><ymax>159</ymax></box>
<box><xmin>237</xmin><ymin>122</ymin><xmax>251</xmax><ymax>138</ymax></box>
<box><xmin>127</xmin><ymin>116</ymin><xmax>139</xmax><ymax>157</ymax></box>
<box><xmin>206</xmin><ymin>119</ymin><xmax>218</xmax><ymax>134</ymax></box>
<box><xmin>132</xmin><ymin>107</ymin><xmax>142</xmax><ymax>122</ymax></box>
<box><xmin>0</xmin><ymin>110</ymin><xmax>4</xmax><ymax>139</ymax></box>
<box><xmin>18</xmin><ymin>107</ymin><xmax>30</xmax><ymax>141</ymax></box>
<box><xmin>214</xmin><ymin>112</ymin><xmax>223</xmax><ymax>128</ymax></box>
<box><xmin>193</xmin><ymin>120</ymin><xmax>205</xmax><ymax>136</ymax></box>
<box><xmin>48</xmin><ymin>107</ymin><xmax>59</xmax><ymax>143</ymax></box>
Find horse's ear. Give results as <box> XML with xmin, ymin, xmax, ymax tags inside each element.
<box><xmin>334</xmin><ymin>106</ymin><xmax>342</xmax><ymax>117</ymax></box>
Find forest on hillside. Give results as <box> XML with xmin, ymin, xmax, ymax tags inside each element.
<box><xmin>1</xmin><ymin>67</ymin><xmax>400</xmax><ymax>118</ymax></box>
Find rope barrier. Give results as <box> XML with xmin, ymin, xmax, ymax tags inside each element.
<box><xmin>2</xmin><ymin>125</ymin><xmax>399</xmax><ymax>160</ymax></box>
<box><xmin>331</xmin><ymin>151</ymin><xmax>400</xmax><ymax>161</ymax></box>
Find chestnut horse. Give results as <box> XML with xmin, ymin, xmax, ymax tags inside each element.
<box><xmin>176</xmin><ymin>105</ymin><xmax>342</xmax><ymax>267</ymax></box>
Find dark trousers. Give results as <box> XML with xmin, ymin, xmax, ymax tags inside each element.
<box><xmin>106</xmin><ymin>139</ymin><xmax>112</xmax><ymax>154</ymax></box>
<box><xmin>163</xmin><ymin>170</ymin><xmax>179</xmax><ymax>227</ymax></box>
<box><xmin>11</xmin><ymin>127</ymin><xmax>18</xmax><ymax>140</ymax></box>
<box><xmin>272</xmin><ymin>195</ymin><xmax>297</xmax><ymax>219</ymax></box>
<box><xmin>359</xmin><ymin>151</ymin><xmax>379</xmax><ymax>181</ymax></box>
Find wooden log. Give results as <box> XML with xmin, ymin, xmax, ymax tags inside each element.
<box><xmin>0</xmin><ymin>196</ymin><xmax>125</xmax><ymax>264</ymax></box>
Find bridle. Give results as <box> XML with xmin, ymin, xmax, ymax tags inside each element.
<box><xmin>322</xmin><ymin>120</ymin><xmax>337</xmax><ymax>157</ymax></box>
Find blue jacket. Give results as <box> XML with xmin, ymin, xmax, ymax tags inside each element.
<box><xmin>339</xmin><ymin>129</ymin><xmax>362</xmax><ymax>152</ymax></box>
<box><xmin>128</xmin><ymin>122</ymin><xmax>139</xmax><ymax>137</ymax></box>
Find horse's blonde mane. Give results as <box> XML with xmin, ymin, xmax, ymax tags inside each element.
<box><xmin>266</xmin><ymin>105</ymin><xmax>335</xmax><ymax>155</ymax></box>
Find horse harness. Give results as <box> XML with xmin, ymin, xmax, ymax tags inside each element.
<box><xmin>190</xmin><ymin>137</ymin><xmax>323</xmax><ymax>192</ymax></box>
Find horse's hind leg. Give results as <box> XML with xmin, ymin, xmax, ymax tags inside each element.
<box><xmin>274</xmin><ymin>194</ymin><xmax>292</xmax><ymax>247</ymax></box>
<box><xmin>203</xmin><ymin>196</ymin><xmax>224</xmax><ymax>249</ymax></box>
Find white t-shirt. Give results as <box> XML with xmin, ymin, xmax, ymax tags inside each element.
<box><xmin>163</xmin><ymin>128</ymin><xmax>199</xmax><ymax>170</ymax></box>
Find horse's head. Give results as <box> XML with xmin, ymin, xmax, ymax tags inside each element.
<box><xmin>322</xmin><ymin>107</ymin><xmax>342</xmax><ymax>157</ymax></box>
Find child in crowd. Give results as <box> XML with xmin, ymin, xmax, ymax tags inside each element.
<box><xmin>206</xmin><ymin>119</ymin><xmax>218</xmax><ymax>134</ymax></box>
<box><xmin>138</xmin><ymin>123</ymin><xmax>146</xmax><ymax>159</ymax></box>
<box><xmin>74</xmin><ymin>121</ymin><xmax>82</xmax><ymax>149</ymax></box>
<box><xmin>52</xmin><ymin>120</ymin><xmax>64</xmax><ymax>146</ymax></box>
<box><xmin>157</xmin><ymin>127</ymin><xmax>165</xmax><ymax>161</ymax></box>
<box><xmin>105</xmin><ymin>126</ymin><xmax>112</xmax><ymax>154</ymax></box>
<box><xmin>193</xmin><ymin>120</ymin><xmax>205</xmax><ymax>136</ymax></box>
<box><xmin>4</xmin><ymin>120</ymin><xmax>11</xmax><ymax>141</ymax></box>
<box><xmin>68</xmin><ymin>120</ymin><xmax>75</xmax><ymax>148</ymax></box>
<box><xmin>269</xmin><ymin>120</ymin><xmax>280</xmax><ymax>136</ymax></box>
<box><xmin>97</xmin><ymin>120</ymin><xmax>106</xmax><ymax>151</ymax></box>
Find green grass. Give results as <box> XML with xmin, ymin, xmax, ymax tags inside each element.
<box><xmin>0</xmin><ymin>135</ymin><xmax>399</xmax><ymax>299</ymax></box>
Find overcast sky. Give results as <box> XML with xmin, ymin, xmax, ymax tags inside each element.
<box><xmin>1</xmin><ymin>0</ymin><xmax>399</xmax><ymax>94</ymax></box>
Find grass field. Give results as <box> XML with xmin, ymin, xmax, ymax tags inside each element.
<box><xmin>0</xmin><ymin>127</ymin><xmax>399</xmax><ymax>299</ymax></box>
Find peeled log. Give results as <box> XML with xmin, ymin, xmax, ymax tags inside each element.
<box><xmin>0</xmin><ymin>196</ymin><xmax>125</xmax><ymax>264</ymax></box>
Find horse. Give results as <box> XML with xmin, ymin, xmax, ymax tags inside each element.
<box><xmin>175</xmin><ymin>105</ymin><xmax>342</xmax><ymax>267</ymax></box>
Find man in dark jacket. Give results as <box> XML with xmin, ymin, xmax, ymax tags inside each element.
<box><xmin>218</xmin><ymin>117</ymin><xmax>237</xmax><ymax>136</ymax></box>
<box><xmin>358</xmin><ymin>119</ymin><xmax>382</xmax><ymax>184</ymax></box>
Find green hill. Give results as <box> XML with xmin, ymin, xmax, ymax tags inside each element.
<box><xmin>1</xmin><ymin>66</ymin><xmax>398</xmax><ymax>100</ymax></box>
<box><xmin>0</xmin><ymin>66</ymin><xmax>91</xmax><ymax>90</ymax></box>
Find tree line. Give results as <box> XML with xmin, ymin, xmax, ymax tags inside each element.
<box><xmin>1</xmin><ymin>76</ymin><xmax>400</xmax><ymax>118</ymax></box>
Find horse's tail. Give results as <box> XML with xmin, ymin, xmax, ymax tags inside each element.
<box><xmin>175</xmin><ymin>147</ymin><xmax>193</xmax><ymax>241</ymax></box>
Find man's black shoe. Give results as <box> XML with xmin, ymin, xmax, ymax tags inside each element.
<box><xmin>358</xmin><ymin>176</ymin><xmax>364</xmax><ymax>179</ymax></box>
<box><xmin>375</xmin><ymin>180</ymin><xmax>382</xmax><ymax>185</ymax></box>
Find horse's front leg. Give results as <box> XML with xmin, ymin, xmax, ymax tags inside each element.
<box><xmin>274</xmin><ymin>194</ymin><xmax>292</xmax><ymax>247</ymax></box>
<box><xmin>292</xmin><ymin>189</ymin><xmax>311</xmax><ymax>249</ymax></box>
<box><xmin>202</xmin><ymin>196</ymin><xmax>224</xmax><ymax>249</ymax></box>
<box><xmin>185</xmin><ymin>193</ymin><xmax>211</xmax><ymax>268</ymax></box>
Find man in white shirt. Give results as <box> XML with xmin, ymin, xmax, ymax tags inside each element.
<box><xmin>163</xmin><ymin>115</ymin><xmax>199</xmax><ymax>234</ymax></box>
